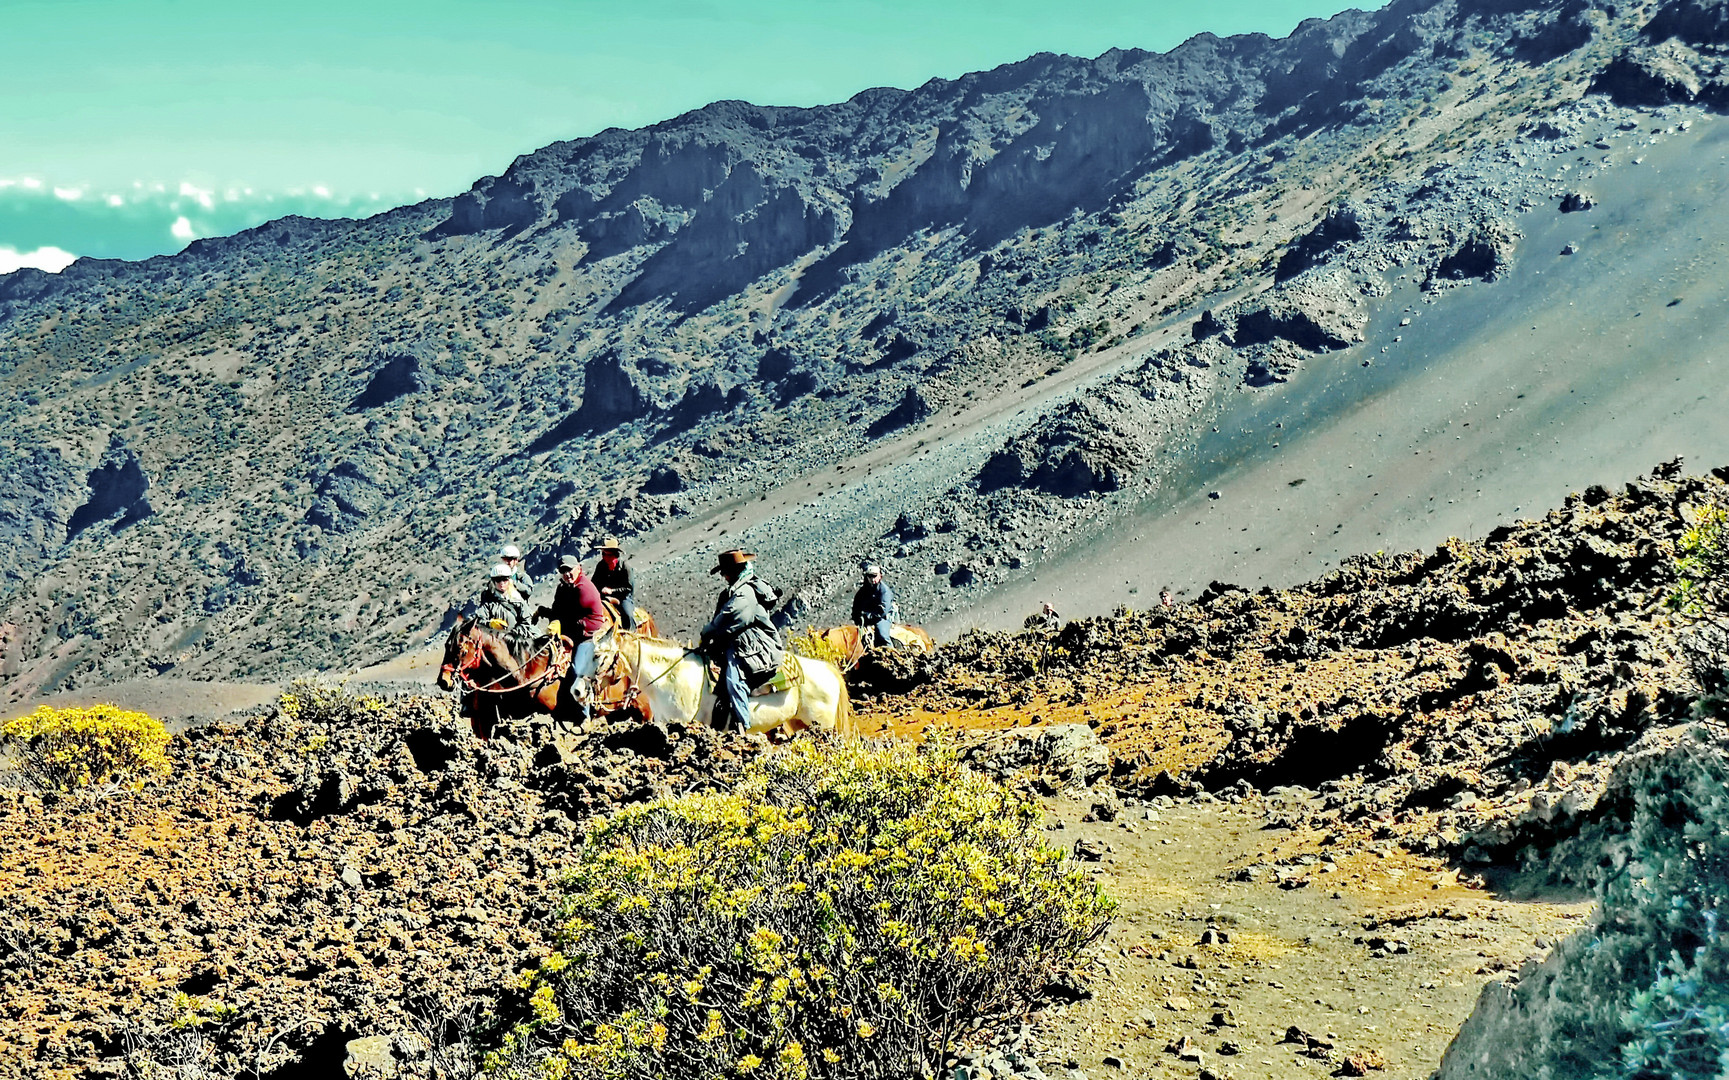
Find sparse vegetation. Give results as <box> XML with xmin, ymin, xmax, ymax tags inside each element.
<box><xmin>1669</xmin><ymin>492</ymin><xmax>1729</xmax><ymax>724</ymax></box>
<box><xmin>480</xmin><ymin>739</ymin><xmax>1113</xmax><ymax>1079</ymax></box>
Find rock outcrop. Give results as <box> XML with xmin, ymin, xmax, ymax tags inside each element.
<box><xmin>0</xmin><ymin>692</ymin><xmax>767</xmax><ymax>1077</ymax></box>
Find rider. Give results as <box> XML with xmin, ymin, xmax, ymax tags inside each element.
<box><xmin>535</xmin><ymin>555</ymin><xmax>610</xmax><ymax>711</ymax></box>
<box><xmin>476</xmin><ymin>564</ymin><xmax>535</xmax><ymax>656</ymax></box>
<box><xmin>590</xmin><ymin>536</ymin><xmax>637</xmax><ymax>631</ymax></box>
<box><xmin>700</xmin><ymin>549</ymin><xmax>784</xmax><ymax>733</ymax></box>
<box><xmin>499</xmin><ymin>544</ymin><xmax>533</xmax><ymax>595</ymax></box>
<box><xmin>851</xmin><ymin>564</ymin><xmax>898</xmax><ymax>652</ymax></box>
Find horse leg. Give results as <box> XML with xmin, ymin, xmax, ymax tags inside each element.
<box><xmin>471</xmin><ymin>697</ymin><xmax>496</xmax><ymax>741</ymax></box>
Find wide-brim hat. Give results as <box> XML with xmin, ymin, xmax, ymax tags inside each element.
<box><xmin>710</xmin><ymin>548</ymin><xmax>757</xmax><ymax>574</ymax></box>
<box><xmin>598</xmin><ymin>535</ymin><xmax>623</xmax><ymax>551</ymax></box>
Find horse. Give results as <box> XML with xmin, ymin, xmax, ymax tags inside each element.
<box><xmin>603</xmin><ymin>599</ymin><xmax>659</xmax><ymax>639</ymax></box>
<box><xmin>436</xmin><ymin>616</ymin><xmax>571</xmax><ymax>738</ymax></box>
<box><xmin>811</xmin><ymin>623</ymin><xmax>937</xmax><ymax>670</ymax></box>
<box><xmin>614</xmin><ymin>631</ymin><xmax>853</xmax><ymax>738</ymax></box>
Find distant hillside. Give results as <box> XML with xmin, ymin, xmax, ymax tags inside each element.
<box><xmin>3</xmin><ymin>0</ymin><xmax>1728</xmax><ymax>697</ymax></box>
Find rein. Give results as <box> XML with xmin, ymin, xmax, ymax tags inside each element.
<box><xmin>457</xmin><ymin>634</ymin><xmax>560</xmax><ymax>694</ymax></box>
<box><xmin>620</xmin><ymin>632</ymin><xmax>701</xmax><ymax>690</ymax></box>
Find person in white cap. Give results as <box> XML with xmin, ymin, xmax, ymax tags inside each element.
<box><xmin>851</xmin><ymin>564</ymin><xmax>898</xmax><ymax>652</ymax></box>
<box><xmin>498</xmin><ymin>544</ymin><xmax>533</xmax><ymax>594</ymax></box>
<box><xmin>475</xmin><ymin>563</ymin><xmax>534</xmax><ymax>654</ymax></box>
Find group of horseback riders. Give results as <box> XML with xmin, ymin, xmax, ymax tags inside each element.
<box><xmin>459</xmin><ymin>539</ymin><xmax>903</xmax><ymax>733</ymax></box>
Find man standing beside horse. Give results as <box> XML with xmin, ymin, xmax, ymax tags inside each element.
<box><xmin>700</xmin><ymin>549</ymin><xmax>785</xmax><ymax>733</ymax></box>
<box><xmin>536</xmin><ymin>555</ymin><xmax>610</xmax><ymax>718</ymax></box>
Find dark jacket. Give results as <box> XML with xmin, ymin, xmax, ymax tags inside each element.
<box><xmin>590</xmin><ymin>556</ymin><xmax>637</xmax><ymax>629</ymax></box>
<box><xmin>702</xmin><ymin>567</ymin><xmax>784</xmax><ymax>681</ymax></box>
<box><xmin>536</xmin><ymin>574</ymin><xmax>609</xmax><ymax>641</ymax></box>
<box><xmin>475</xmin><ymin>582</ymin><xmax>534</xmax><ymax>652</ymax></box>
<box><xmin>852</xmin><ymin>580</ymin><xmax>896</xmax><ymax>626</ymax></box>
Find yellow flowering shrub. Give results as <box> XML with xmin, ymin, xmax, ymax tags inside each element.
<box><xmin>277</xmin><ymin>677</ymin><xmax>390</xmax><ymax>729</ymax></box>
<box><xmin>787</xmin><ymin>628</ymin><xmax>849</xmax><ymax>668</ymax></box>
<box><xmin>481</xmin><ymin>739</ymin><xmax>1114</xmax><ymax>1079</ymax></box>
<box><xmin>1668</xmin><ymin>496</ymin><xmax>1729</xmax><ymax>723</ymax></box>
<box><xmin>1</xmin><ymin>703</ymin><xmax>170</xmax><ymax>793</ymax></box>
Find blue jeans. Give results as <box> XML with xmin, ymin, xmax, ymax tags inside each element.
<box><xmin>871</xmin><ymin>619</ymin><xmax>895</xmax><ymax>650</ymax></box>
<box><xmin>571</xmin><ymin>638</ymin><xmax>597</xmax><ymax>678</ymax></box>
<box><xmin>720</xmin><ymin>651</ymin><xmax>753</xmax><ymax>731</ymax></box>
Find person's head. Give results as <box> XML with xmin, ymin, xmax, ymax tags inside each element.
<box><xmin>599</xmin><ymin>536</ymin><xmax>622</xmax><ymax>563</ymax></box>
<box><xmin>1160</xmin><ymin>588</ymin><xmax>1174</xmax><ymax>607</ymax></box>
<box><xmin>863</xmin><ymin>564</ymin><xmax>882</xmax><ymax>584</ymax></box>
<box><xmin>489</xmin><ymin>563</ymin><xmax>514</xmax><ymax>589</ymax></box>
<box><xmin>711</xmin><ymin>548</ymin><xmax>755</xmax><ymax>582</ymax></box>
<box><xmin>557</xmin><ymin>554</ymin><xmax>582</xmax><ymax>583</ymax></box>
<box><xmin>500</xmin><ymin>544</ymin><xmax>523</xmax><ymax>570</ymax></box>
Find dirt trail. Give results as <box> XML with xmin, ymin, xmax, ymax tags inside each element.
<box><xmin>1025</xmin><ymin>793</ymin><xmax>1586</xmax><ymax>1079</ymax></box>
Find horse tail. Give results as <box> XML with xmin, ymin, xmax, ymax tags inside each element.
<box><xmin>834</xmin><ymin>664</ymin><xmax>856</xmax><ymax>740</ymax></box>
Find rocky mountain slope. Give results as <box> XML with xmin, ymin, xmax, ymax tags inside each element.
<box><xmin>3</xmin><ymin>0</ymin><xmax>1729</xmax><ymax>698</ymax></box>
<box><xmin>7</xmin><ymin>464</ymin><xmax>1721</xmax><ymax>1079</ymax></box>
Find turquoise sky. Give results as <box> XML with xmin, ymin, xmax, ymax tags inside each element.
<box><xmin>2</xmin><ymin>0</ymin><xmax>1365</xmax><ymax>270</ymax></box>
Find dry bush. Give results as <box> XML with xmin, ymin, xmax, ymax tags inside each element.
<box><xmin>480</xmin><ymin>738</ymin><xmax>1113</xmax><ymax>1079</ymax></box>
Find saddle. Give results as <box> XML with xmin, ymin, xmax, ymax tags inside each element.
<box><xmin>748</xmin><ymin>653</ymin><xmax>799</xmax><ymax>698</ymax></box>
<box><xmin>706</xmin><ymin>652</ymin><xmax>799</xmax><ymax>697</ymax></box>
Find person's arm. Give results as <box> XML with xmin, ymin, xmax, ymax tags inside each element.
<box><xmin>704</xmin><ymin>589</ymin><xmax>752</xmax><ymax>640</ymax></box>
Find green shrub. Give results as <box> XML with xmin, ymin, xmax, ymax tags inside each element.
<box><xmin>1</xmin><ymin>704</ymin><xmax>170</xmax><ymax>793</ymax></box>
<box><xmin>1585</xmin><ymin>741</ymin><xmax>1729</xmax><ymax>1080</ymax></box>
<box><xmin>1668</xmin><ymin>495</ymin><xmax>1729</xmax><ymax>724</ymax></box>
<box><xmin>482</xmin><ymin>739</ymin><xmax>1113</xmax><ymax>1079</ymax></box>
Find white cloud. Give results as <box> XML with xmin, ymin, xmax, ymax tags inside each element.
<box><xmin>170</xmin><ymin>216</ymin><xmax>196</xmax><ymax>241</ymax></box>
<box><xmin>53</xmin><ymin>186</ymin><xmax>85</xmax><ymax>201</ymax></box>
<box><xmin>106</xmin><ymin>193</ymin><xmax>125</xmax><ymax>207</ymax></box>
<box><xmin>0</xmin><ymin>246</ymin><xmax>78</xmax><ymax>274</ymax></box>
<box><xmin>312</xmin><ymin>184</ymin><xmax>331</xmax><ymax>199</ymax></box>
<box><xmin>178</xmin><ymin>181</ymin><xmax>215</xmax><ymax>210</ymax></box>
<box><xmin>20</xmin><ymin>177</ymin><xmax>42</xmax><ymax>190</ymax></box>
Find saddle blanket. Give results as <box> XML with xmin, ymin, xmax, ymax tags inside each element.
<box><xmin>709</xmin><ymin>653</ymin><xmax>799</xmax><ymax>697</ymax></box>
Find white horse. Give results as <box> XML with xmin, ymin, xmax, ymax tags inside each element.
<box><xmin>614</xmin><ymin>631</ymin><xmax>854</xmax><ymax>738</ymax></box>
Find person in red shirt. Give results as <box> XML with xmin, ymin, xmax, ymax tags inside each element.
<box><xmin>536</xmin><ymin>555</ymin><xmax>610</xmax><ymax>712</ymax></box>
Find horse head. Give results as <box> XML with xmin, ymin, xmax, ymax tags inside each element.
<box><xmin>437</xmin><ymin>616</ymin><xmax>480</xmax><ymax>691</ymax></box>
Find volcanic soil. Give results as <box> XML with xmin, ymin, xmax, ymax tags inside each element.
<box><xmin>1</xmin><ymin>463</ymin><xmax>1722</xmax><ymax>1077</ymax></box>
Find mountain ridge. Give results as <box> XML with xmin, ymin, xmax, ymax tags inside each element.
<box><xmin>2</xmin><ymin>0</ymin><xmax>1728</xmax><ymax>699</ymax></box>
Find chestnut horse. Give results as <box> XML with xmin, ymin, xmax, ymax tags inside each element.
<box><xmin>812</xmin><ymin>623</ymin><xmax>937</xmax><ymax>670</ymax></box>
<box><xmin>436</xmin><ymin>617</ymin><xmax>570</xmax><ymax>738</ymax></box>
<box><xmin>438</xmin><ymin>608</ymin><xmax>663</xmax><ymax>736</ymax></box>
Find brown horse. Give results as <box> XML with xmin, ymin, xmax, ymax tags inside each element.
<box><xmin>813</xmin><ymin>623</ymin><xmax>937</xmax><ymax>670</ymax></box>
<box><xmin>604</xmin><ymin>600</ymin><xmax>659</xmax><ymax>639</ymax></box>
<box><xmin>436</xmin><ymin>617</ymin><xmax>570</xmax><ymax>738</ymax></box>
